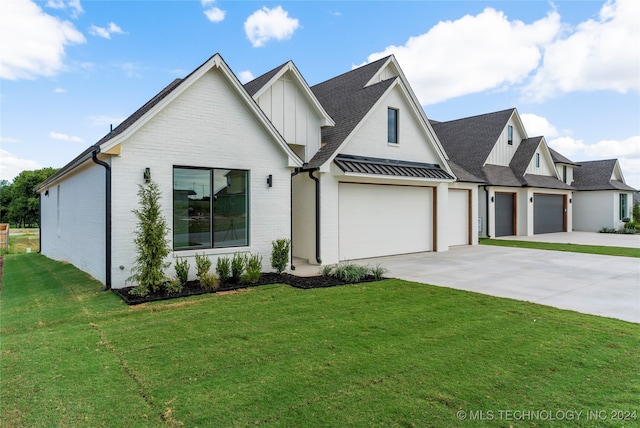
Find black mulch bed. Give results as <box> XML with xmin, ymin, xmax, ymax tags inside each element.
<box><xmin>113</xmin><ymin>273</ymin><xmax>384</xmax><ymax>305</ymax></box>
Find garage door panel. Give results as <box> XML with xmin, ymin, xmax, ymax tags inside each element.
<box><xmin>534</xmin><ymin>194</ymin><xmax>565</xmax><ymax>234</ymax></box>
<box><xmin>339</xmin><ymin>184</ymin><xmax>432</xmax><ymax>260</ymax></box>
<box><xmin>495</xmin><ymin>193</ymin><xmax>515</xmax><ymax>237</ymax></box>
<box><xmin>448</xmin><ymin>189</ymin><xmax>469</xmax><ymax>246</ymax></box>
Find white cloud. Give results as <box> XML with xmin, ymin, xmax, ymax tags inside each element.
<box><xmin>46</xmin><ymin>0</ymin><xmax>83</xmax><ymax>18</ymax></box>
<box><xmin>244</xmin><ymin>6</ymin><xmax>300</xmax><ymax>48</ymax></box>
<box><xmin>0</xmin><ymin>0</ymin><xmax>86</xmax><ymax>80</ymax></box>
<box><xmin>360</xmin><ymin>8</ymin><xmax>561</xmax><ymax>105</ymax></box>
<box><xmin>524</xmin><ymin>0</ymin><xmax>640</xmax><ymax>101</ymax></box>
<box><xmin>49</xmin><ymin>131</ymin><xmax>84</xmax><ymax>143</ymax></box>
<box><xmin>0</xmin><ymin>149</ymin><xmax>43</xmax><ymax>181</ymax></box>
<box><xmin>201</xmin><ymin>0</ymin><xmax>225</xmax><ymax>23</ymax></box>
<box><xmin>54</xmin><ymin>87</ymin><xmax>67</xmax><ymax>93</ymax></box>
<box><xmin>238</xmin><ymin>70</ymin><xmax>255</xmax><ymax>84</ymax></box>
<box><xmin>89</xmin><ymin>22</ymin><xmax>125</xmax><ymax>39</ymax></box>
<box><xmin>520</xmin><ymin>113</ymin><xmax>559</xmax><ymax>138</ymax></box>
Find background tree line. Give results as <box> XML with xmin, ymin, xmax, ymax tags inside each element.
<box><xmin>0</xmin><ymin>168</ymin><xmax>59</xmax><ymax>228</ymax></box>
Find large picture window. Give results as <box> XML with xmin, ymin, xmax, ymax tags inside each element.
<box><xmin>173</xmin><ymin>167</ymin><xmax>248</xmax><ymax>250</ymax></box>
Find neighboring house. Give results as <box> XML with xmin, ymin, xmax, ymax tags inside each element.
<box><xmin>570</xmin><ymin>159</ymin><xmax>637</xmax><ymax>231</ymax></box>
<box><xmin>431</xmin><ymin>109</ymin><xmax>574</xmax><ymax>238</ymax></box>
<box><xmin>37</xmin><ymin>53</ymin><xmax>477</xmax><ymax>289</ymax></box>
<box><xmin>38</xmin><ymin>54</ymin><xmax>303</xmax><ymax>289</ymax></box>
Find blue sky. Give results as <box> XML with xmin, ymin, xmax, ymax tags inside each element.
<box><xmin>1</xmin><ymin>0</ymin><xmax>639</xmax><ymax>187</ymax></box>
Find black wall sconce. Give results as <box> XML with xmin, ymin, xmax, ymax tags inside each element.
<box><xmin>569</xmin><ymin>198</ymin><xmax>572</xmax><ymax>204</ymax></box>
<box><xmin>267</xmin><ymin>174</ymin><xmax>273</xmax><ymax>188</ymax></box>
<box><xmin>490</xmin><ymin>196</ymin><xmax>494</xmax><ymax>203</ymax></box>
<box><xmin>45</xmin><ymin>190</ymin><xmax>49</xmax><ymax>196</ymax></box>
<box><xmin>530</xmin><ymin>197</ymin><xmax>533</xmax><ymax>203</ymax></box>
<box><xmin>144</xmin><ymin>168</ymin><xmax>151</xmax><ymax>183</ymax></box>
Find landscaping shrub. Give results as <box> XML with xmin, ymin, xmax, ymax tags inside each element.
<box><xmin>633</xmin><ymin>200</ymin><xmax>640</xmax><ymax>223</ymax></box>
<box><xmin>174</xmin><ymin>257</ymin><xmax>190</xmax><ymax>285</ymax></box>
<box><xmin>127</xmin><ymin>180</ymin><xmax>171</xmax><ymax>296</ymax></box>
<box><xmin>241</xmin><ymin>253</ymin><xmax>263</xmax><ymax>284</ymax></box>
<box><xmin>231</xmin><ymin>253</ymin><xmax>246</xmax><ymax>282</ymax></box>
<box><xmin>319</xmin><ymin>262</ymin><xmax>387</xmax><ymax>283</ymax></box>
<box><xmin>195</xmin><ymin>253</ymin><xmax>218</xmax><ymax>290</ymax></box>
<box><xmin>216</xmin><ymin>256</ymin><xmax>231</xmax><ymax>283</ymax></box>
<box><xmin>271</xmin><ymin>238</ymin><xmax>291</xmax><ymax>274</ymax></box>
<box><xmin>165</xmin><ymin>279</ymin><xmax>183</xmax><ymax>294</ymax></box>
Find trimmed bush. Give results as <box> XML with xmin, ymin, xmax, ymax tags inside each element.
<box><xmin>319</xmin><ymin>262</ymin><xmax>387</xmax><ymax>283</ymax></box>
<box><xmin>174</xmin><ymin>257</ymin><xmax>190</xmax><ymax>285</ymax></box>
<box><xmin>271</xmin><ymin>238</ymin><xmax>291</xmax><ymax>274</ymax></box>
<box><xmin>231</xmin><ymin>253</ymin><xmax>246</xmax><ymax>282</ymax></box>
<box><xmin>242</xmin><ymin>253</ymin><xmax>263</xmax><ymax>284</ymax></box>
<box><xmin>216</xmin><ymin>256</ymin><xmax>231</xmax><ymax>283</ymax></box>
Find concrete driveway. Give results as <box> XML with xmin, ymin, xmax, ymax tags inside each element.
<box><xmin>358</xmin><ymin>245</ymin><xmax>640</xmax><ymax>324</ymax></box>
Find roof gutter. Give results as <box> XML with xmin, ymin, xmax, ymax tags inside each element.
<box><xmin>91</xmin><ymin>146</ymin><xmax>112</xmax><ymax>291</ymax></box>
<box><xmin>308</xmin><ymin>169</ymin><xmax>322</xmax><ymax>264</ymax></box>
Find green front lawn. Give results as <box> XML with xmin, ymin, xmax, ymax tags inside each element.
<box><xmin>480</xmin><ymin>238</ymin><xmax>640</xmax><ymax>258</ymax></box>
<box><xmin>1</xmin><ymin>254</ymin><xmax>638</xmax><ymax>427</ymax></box>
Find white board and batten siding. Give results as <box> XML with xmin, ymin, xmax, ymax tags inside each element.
<box><xmin>40</xmin><ymin>162</ymin><xmax>107</xmax><ymax>283</ymax></box>
<box><xmin>255</xmin><ymin>71</ymin><xmax>323</xmax><ymax>163</ymax></box>
<box><xmin>338</xmin><ymin>183</ymin><xmax>433</xmax><ymax>260</ymax></box>
<box><xmin>485</xmin><ymin>118</ymin><xmax>525</xmax><ymax>167</ymax></box>
<box><xmin>105</xmin><ymin>66</ymin><xmax>294</xmax><ymax>288</ymax></box>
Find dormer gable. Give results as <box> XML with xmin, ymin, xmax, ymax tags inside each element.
<box><xmin>522</xmin><ymin>137</ymin><xmax>558</xmax><ymax>178</ymax></box>
<box><xmin>364</xmin><ymin>57</ymin><xmax>401</xmax><ymax>87</ymax></box>
<box><xmin>245</xmin><ymin>61</ymin><xmax>334</xmax><ymax>163</ymax></box>
<box><xmin>485</xmin><ymin>109</ymin><xmax>528</xmax><ymax>167</ymax></box>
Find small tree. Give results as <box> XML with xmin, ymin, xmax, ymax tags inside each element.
<box><xmin>633</xmin><ymin>199</ymin><xmax>640</xmax><ymax>223</ymax></box>
<box><xmin>127</xmin><ymin>180</ymin><xmax>171</xmax><ymax>296</ymax></box>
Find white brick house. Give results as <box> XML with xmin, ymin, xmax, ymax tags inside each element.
<box><xmin>38</xmin><ymin>54</ymin><xmax>302</xmax><ymax>289</ymax></box>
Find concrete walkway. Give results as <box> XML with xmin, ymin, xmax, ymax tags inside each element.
<box><xmin>292</xmin><ymin>239</ymin><xmax>640</xmax><ymax>323</ymax></box>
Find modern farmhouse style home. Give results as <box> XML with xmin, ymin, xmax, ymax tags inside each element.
<box><xmin>37</xmin><ymin>54</ymin><xmax>475</xmax><ymax>289</ymax></box>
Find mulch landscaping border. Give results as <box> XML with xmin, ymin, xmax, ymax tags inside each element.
<box><xmin>112</xmin><ymin>272</ymin><xmax>384</xmax><ymax>305</ymax></box>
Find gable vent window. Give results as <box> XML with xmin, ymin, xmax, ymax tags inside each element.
<box><xmin>388</xmin><ymin>108</ymin><xmax>399</xmax><ymax>144</ymax></box>
<box><xmin>535</xmin><ymin>153</ymin><xmax>540</xmax><ymax>168</ymax></box>
<box><xmin>507</xmin><ymin>125</ymin><xmax>513</xmax><ymax>145</ymax></box>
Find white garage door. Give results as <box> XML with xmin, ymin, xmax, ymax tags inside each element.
<box><xmin>338</xmin><ymin>183</ymin><xmax>432</xmax><ymax>260</ymax></box>
<box><xmin>447</xmin><ymin>189</ymin><xmax>469</xmax><ymax>246</ymax></box>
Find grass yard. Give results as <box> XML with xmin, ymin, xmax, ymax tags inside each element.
<box><xmin>1</xmin><ymin>254</ymin><xmax>639</xmax><ymax>427</ymax></box>
<box><xmin>1</xmin><ymin>229</ymin><xmax>40</xmax><ymax>255</ymax></box>
<box><xmin>480</xmin><ymin>238</ymin><xmax>640</xmax><ymax>258</ymax></box>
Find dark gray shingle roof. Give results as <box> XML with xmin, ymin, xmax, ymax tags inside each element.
<box><xmin>430</xmin><ymin>108</ymin><xmax>515</xmax><ymax>179</ymax></box>
<box><xmin>572</xmin><ymin>159</ymin><xmax>637</xmax><ymax>191</ymax></box>
<box><xmin>548</xmin><ymin>147</ymin><xmax>578</xmax><ymax>166</ymax></box>
<box><xmin>510</xmin><ymin>137</ymin><xmax>542</xmax><ymax>181</ymax></box>
<box><xmin>308</xmin><ymin>56</ymin><xmax>394</xmax><ymax>168</ymax></box>
<box><xmin>243</xmin><ymin>61</ymin><xmax>289</xmax><ymax>96</ymax></box>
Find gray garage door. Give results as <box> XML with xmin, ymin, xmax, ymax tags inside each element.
<box><xmin>534</xmin><ymin>194</ymin><xmax>565</xmax><ymax>234</ymax></box>
<box><xmin>495</xmin><ymin>193</ymin><xmax>515</xmax><ymax>237</ymax></box>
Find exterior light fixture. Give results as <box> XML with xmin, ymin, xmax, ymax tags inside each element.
<box><xmin>530</xmin><ymin>197</ymin><xmax>533</xmax><ymax>203</ymax></box>
<box><xmin>267</xmin><ymin>174</ymin><xmax>273</xmax><ymax>187</ymax></box>
<box><xmin>144</xmin><ymin>168</ymin><xmax>151</xmax><ymax>183</ymax></box>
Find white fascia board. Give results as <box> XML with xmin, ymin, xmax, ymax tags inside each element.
<box><xmin>381</xmin><ymin>56</ymin><xmax>452</xmax><ymax>165</ymax></box>
<box><xmin>251</xmin><ymin>61</ymin><xmax>335</xmax><ymax>128</ymax></box>
<box><xmin>509</xmin><ymin>108</ymin><xmax>529</xmax><ymax>140</ymax></box>
<box><xmin>100</xmin><ymin>54</ymin><xmax>302</xmax><ymax>168</ymax></box>
<box><xmin>537</xmin><ymin>137</ymin><xmax>562</xmax><ymax>179</ymax></box>
<box><xmin>612</xmin><ymin>159</ymin><xmax>626</xmax><ymax>182</ymax></box>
